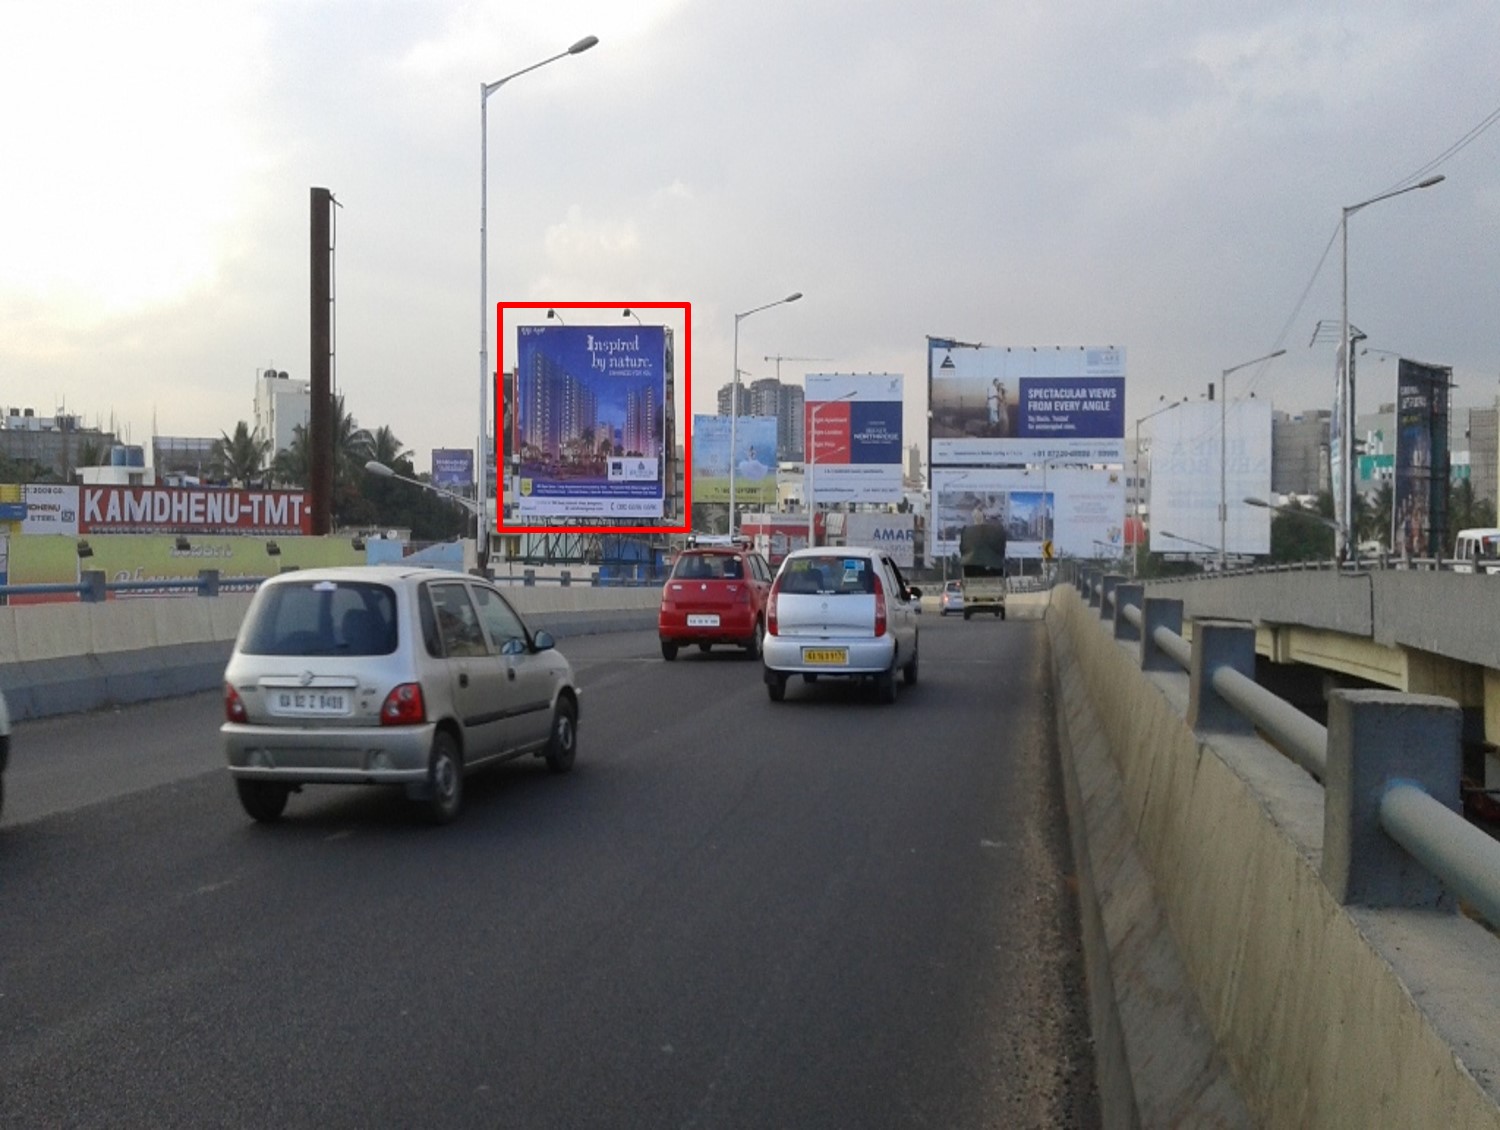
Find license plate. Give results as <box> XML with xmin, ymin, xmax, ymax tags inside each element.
<box><xmin>687</xmin><ymin>614</ymin><xmax>720</xmax><ymax>627</ymax></box>
<box><xmin>802</xmin><ymin>648</ymin><xmax>848</xmax><ymax>666</ymax></box>
<box><xmin>271</xmin><ymin>690</ymin><xmax>350</xmax><ymax>717</ymax></box>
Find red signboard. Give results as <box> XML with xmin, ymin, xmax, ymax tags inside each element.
<box><xmin>80</xmin><ymin>486</ymin><xmax>313</xmax><ymax>534</ymax></box>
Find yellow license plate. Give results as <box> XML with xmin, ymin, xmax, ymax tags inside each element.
<box><xmin>802</xmin><ymin>648</ymin><xmax>848</xmax><ymax>665</ymax></box>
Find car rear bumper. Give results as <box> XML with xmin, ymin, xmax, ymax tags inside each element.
<box><xmin>762</xmin><ymin>635</ymin><xmax>896</xmax><ymax>675</ymax></box>
<box><xmin>222</xmin><ymin>721</ymin><xmax>436</xmax><ymax>784</ymax></box>
<box><xmin>658</xmin><ymin>608</ymin><xmax>758</xmax><ymax>644</ymax></box>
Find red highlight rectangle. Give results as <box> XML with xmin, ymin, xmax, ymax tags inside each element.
<box><xmin>807</xmin><ymin>401</ymin><xmax>852</xmax><ymax>465</ymax></box>
<box><xmin>495</xmin><ymin>301</ymin><xmax>692</xmax><ymax>536</ymax></box>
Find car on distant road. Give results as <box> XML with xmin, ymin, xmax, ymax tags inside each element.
<box><xmin>658</xmin><ymin>540</ymin><xmax>775</xmax><ymax>660</ymax></box>
<box><xmin>0</xmin><ymin>689</ymin><xmax>10</xmax><ymax>820</ymax></box>
<box><xmin>939</xmin><ymin>580</ymin><xmax>965</xmax><ymax>616</ymax></box>
<box><xmin>761</xmin><ymin>546</ymin><xmax>921</xmax><ymax>704</ymax></box>
<box><xmin>222</xmin><ymin>565</ymin><xmax>579</xmax><ymax>825</ymax></box>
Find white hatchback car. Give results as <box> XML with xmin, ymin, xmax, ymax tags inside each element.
<box><xmin>761</xmin><ymin>547</ymin><xmax>922</xmax><ymax>704</ymax></box>
<box><xmin>222</xmin><ymin>565</ymin><xmax>579</xmax><ymax>824</ymax></box>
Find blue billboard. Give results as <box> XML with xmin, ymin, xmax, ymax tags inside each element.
<box><xmin>928</xmin><ymin>343</ymin><xmax>1126</xmax><ymax>465</ymax></box>
<box><xmin>515</xmin><ymin>326</ymin><xmax>667</xmax><ymax>519</ymax></box>
<box><xmin>431</xmin><ymin>448</ymin><xmax>474</xmax><ymax>487</ymax></box>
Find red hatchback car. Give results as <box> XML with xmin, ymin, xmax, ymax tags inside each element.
<box><xmin>658</xmin><ymin>544</ymin><xmax>775</xmax><ymax>660</ymax></box>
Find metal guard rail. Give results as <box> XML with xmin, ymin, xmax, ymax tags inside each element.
<box><xmin>1112</xmin><ymin>585</ymin><xmax>1500</xmax><ymax>930</ymax></box>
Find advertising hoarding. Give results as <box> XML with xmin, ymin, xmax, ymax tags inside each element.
<box><xmin>805</xmin><ymin>373</ymin><xmax>904</xmax><ymax>504</ymax></box>
<box><xmin>21</xmin><ymin>483</ymin><xmax>80</xmax><ymax>534</ymax></box>
<box><xmin>1393</xmin><ymin>359</ymin><xmax>1452</xmax><ymax>558</ymax></box>
<box><xmin>78</xmin><ymin>486</ymin><xmax>312</xmax><ymax>535</ymax></box>
<box><xmin>1146</xmin><ymin>401</ymin><xmax>1270</xmax><ymax>558</ymax></box>
<box><xmin>514</xmin><ymin>325</ymin><xmax>667</xmax><ymax>520</ymax></box>
<box><xmin>692</xmin><ymin>414</ymin><xmax>777</xmax><ymax>505</ymax></box>
<box><xmin>928</xmin><ymin>344</ymin><xmax>1126</xmax><ymax>465</ymax></box>
<box><xmin>929</xmin><ymin>466</ymin><xmax>1124</xmax><ymax>560</ymax></box>
<box><xmin>843</xmin><ymin>511</ymin><xmax>916</xmax><ymax>568</ymax></box>
<box><xmin>432</xmin><ymin>448</ymin><xmax>475</xmax><ymax>488</ymax></box>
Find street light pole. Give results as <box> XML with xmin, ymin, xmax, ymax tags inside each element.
<box><xmin>1219</xmin><ymin>348</ymin><xmax>1286</xmax><ymax>571</ymax></box>
<box><xmin>478</xmin><ymin>34</ymin><xmax>598</xmax><ymax>558</ymax></box>
<box><xmin>729</xmin><ymin>292</ymin><xmax>801</xmax><ymax>533</ymax></box>
<box><xmin>1132</xmin><ymin>397</ymin><xmax>1184</xmax><ymax>577</ymax></box>
<box><xmin>1339</xmin><ymin>174</ymin><xmax>1444</xmax><ymax>560</ymax></box>
<box><xmin>807</xmin><ymin>390</ymin><xmax>857</xmax><ymax>547</ymax></box>
<box><xmin>365</xmin><ymin>460</ymin><xmax>482</xmax><ymax>516</ymax></box>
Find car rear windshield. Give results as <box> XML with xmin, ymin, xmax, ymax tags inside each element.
<box><xmin>671</xmin><ymin>553</ymin><xmax>745</xmax><ymax>580</ymax></box>
<box><xmin>778</xmin><ymin>555</ymin><xmax>877</xmax><ymax>596</ymax></box>
<box><xmin>239</xmin><ymin>580</ymin><xmax>398</xmax><ymax>656</ymax></box>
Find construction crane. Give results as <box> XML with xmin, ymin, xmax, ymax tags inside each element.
<box><xmin>764</xmin><ymin>355</ymin><xmax>833</xmax><ymax>383</ymax></box>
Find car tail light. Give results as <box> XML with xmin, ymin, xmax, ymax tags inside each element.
<box><xmin>872</xmin><ymin>571</ymin><xmax>887</xmax><ymax>637</ymax></box>
<box><xmin>380</xmin><ymin>682</ymin><xmax>426</xmax><ymax>726</ymax></box>
<box><xmin>224</xmin><ymin>683</ymin><xmax>248</xmax><ymax>723</ymax></box>
<box><xmin>767</xmin><ymin>578</ymin><xmax>782</xmax><ymax>636</ymax></box>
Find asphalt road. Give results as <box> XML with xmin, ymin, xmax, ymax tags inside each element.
<box><xmin>0</xmin><ymin>608</ymin><xmax>1099</xmax><ymax>1128</ymax></box>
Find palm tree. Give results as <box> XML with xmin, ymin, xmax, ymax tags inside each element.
<box><xmin>210</xmin><ymin>421</ymin><xmax>272</xmax><ymax>485</ymax></box>
<box><xmin>366</xmin><ymin>425</ymin><xmax>412</xmax><ymax>476</ymax></box>
<box><xmin>268</xmin><ymin>394</ymin><xmax>371</xmax><ymax>492</ymax></box>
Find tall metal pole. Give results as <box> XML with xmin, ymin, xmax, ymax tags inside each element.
<box><xmin>309</xmin><ymin>187</ymin><xmax>334</xmax><ymax>535</ymax></box>
<box><xmin>1337</xmin><ymin>174</ymin><xmax>1445</xmax><ymax>561</ymax></box>
<box><xmin>728</xmin><ymin>292</ymin><xmax>801</xmax><ymax>533</ymax></box>
<box><xmin>478</xmin><ymin>36</ymin><xmax>598</xmax><ymax>561</ymax></box>
<box><xmin>1340</xmin><ymin>209</ymin><xmax>1351</xmax><ymax>562</ymax></box>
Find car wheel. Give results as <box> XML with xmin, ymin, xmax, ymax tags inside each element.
<box><xmin>962</xmin><ymin>608</ymin><xmax>972</xmax><ymax>621</ymax></box>
<box><xmin>875</xmin><ymin>664</ymin><xmax>898</xmax><ymax>705</ymax></box>
<box><xmin>766</xmin><ymin>673</ymin><xmax>787</xmax><ymax>702</ymax></box>
<box><xmin>661</xmin><ymin>640</ymin><xmax>679</xmax><ymax>661</ymax></box>
<box><xmin>421</xmin><ymin>730</ymin><xmax>464</xmax><ymax>825</ymax></box>
<box><xmin>545</xmin><ymin>697</ymin><xmax>578</xmax><ymax>774</ymax></box>
<box><xmin>902</xmin><ymin>642</ymin><xmax>919</xmax><ymax>686</ymax></box>
<box><xmin>999</xmin><ymin>607</ymin><xmax>1007</xmax><ymax>620</ymax></box>
<box><xmin>742</xmin><ymin>619</ymin><xmax>765</xmax><ymax>658</ymax></box>
<box><xmin>235</xmin><ymin>779</ymin><xmax>290</xmax><ymax>823</ymax></box>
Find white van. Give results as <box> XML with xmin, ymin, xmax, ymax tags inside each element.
<box><xmin>1452</xmin><ymin>528</ymin><xmax>1500</xmax><ymax>574</ymax></box>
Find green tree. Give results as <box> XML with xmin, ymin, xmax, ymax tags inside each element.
<box><xmin>1267</xmin><ymin>492</ymin><xmax>1336</xmax><ymax>563</ymax></box>
<box><xmin>209</xmin><ymin>421</ymin><xmax>272</xmax><ymax>485</ymax></box>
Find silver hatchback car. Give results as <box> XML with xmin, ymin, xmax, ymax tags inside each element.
<box><xmin>222</xmin><ymin>565</ymin><xmax>579</xmax><ymax>824</ymax></box>
<box><xmin>761</xmin><ymin>547</ymin><xmax>922</xmax><ymax>704</ymax></box>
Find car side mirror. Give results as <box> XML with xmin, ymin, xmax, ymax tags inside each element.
<box><xmin>907</xmin><ymin>586</ymin><xmax>923</xmax><ymax>601</ymax></box>
<box><xmin>532</xmin><ymin>629</ymin><xmax>556</xmax><ymax>652</ymax></box>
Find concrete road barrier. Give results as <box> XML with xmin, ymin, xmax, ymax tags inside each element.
<box><xmin>0</xmin><ymin>585</ymin><xmax>663</xmax><ymax>721</ymax></box>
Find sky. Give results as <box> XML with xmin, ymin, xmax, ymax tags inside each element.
<box><xmin>3</xmin><ymin>0</ymin><xmax>1499</xmax><ymax>479</ymax></box>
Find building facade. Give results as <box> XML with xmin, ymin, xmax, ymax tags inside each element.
<box><xmin>253</xmin><ymin>370</ymin><xmax>310</xmax><ymax>456</ymax></box>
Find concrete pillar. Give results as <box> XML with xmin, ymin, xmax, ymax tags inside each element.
<box><xmin>1087</xmin><ymin>572</ymin><xmax>1102</xmax><ymax>609</ymax></box>
<box><xmin>1140</xmin><ymin>597</ymin><xmax>1183</xmax><ymax>673</ymax></box>
<box><xmin>1188</xmin><ymin>619</ymin><xmax>1257</xmax><ymax>735</ymax></box>
<box><xmin>1322</xmin><ymin>690</ymin><xmax>1462</xmax><ymax>911</ymax></box>
<box><xmin>1113</xmin><ymin>582</ymin><xmax>1144</xmax><ymax>642</ymax></box>
<box><xmin>1100</xmin><ymin>573</ymin><xmax>1124</xmax><ymax>620</ymax></box>
<box><xmin>198</xmin><ymin>569</ymin><xmax>220</xmax><ymax>597</ymax></box>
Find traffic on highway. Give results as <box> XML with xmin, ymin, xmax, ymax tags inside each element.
<box><xmin>0</xmin><ymin>605</ymin><xmax>1099</xmax><ymax>1127</ymax></box>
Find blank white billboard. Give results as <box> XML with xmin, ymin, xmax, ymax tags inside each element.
<box><xmin>1148</xmin><ymin>401</ymin><xmax>1271</xmax><ymax>558</ymax></box>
